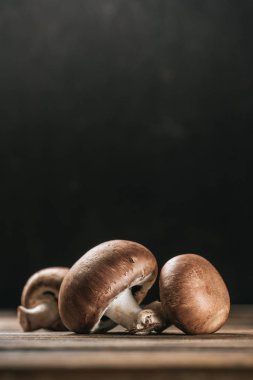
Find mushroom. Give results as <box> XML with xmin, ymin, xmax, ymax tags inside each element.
<box><xmin>17</xmin><ymin>267</ymin><xmax>69</xmax><ymax>331</ymax></box>
<box><xmin>59</xmin><ymin>240</ymin><xmax>161</xmax><ymax>334</ymax></box>
<box><xmin>159</xmin><ymin>254</ymin><xmax>230</xmax><ymax>334</ymax></box>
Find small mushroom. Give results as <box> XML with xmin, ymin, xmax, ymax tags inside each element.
<box><xmin>59</xmin><ymin>240</ymin><xmax>161</xmax><ymax>334</ymax></box>
<box><xmin>17</xmin><ymin>267</ymin><xmax>69</xmax><ymax>331</ymax></box>
<box><xmin>159</xmin><ymin>254</ymin><xmax>230</xmax><ymax>334</ymax></box>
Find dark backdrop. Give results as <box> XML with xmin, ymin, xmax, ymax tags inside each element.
<box><xmin>1</xmin><ymin>0</ymin><xmax>253</xmax><ymax>308</ymax></box>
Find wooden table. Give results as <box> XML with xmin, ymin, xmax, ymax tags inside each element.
<box><xmin>0</xmin><ymin>306</ymin><xmax>253</xmax><ymax>379</ymax></box>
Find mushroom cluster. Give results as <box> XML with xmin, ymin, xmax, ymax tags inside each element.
<box><xmin>18</xmin><ymin>241</ymin><xmax>230</xmax><ymax>335</ymax></box>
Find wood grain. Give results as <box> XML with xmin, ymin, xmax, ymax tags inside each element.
<box><xmin>0</xmin><ymin>306</ymin><xmax>253</xmax><ymax>379</ymax></box>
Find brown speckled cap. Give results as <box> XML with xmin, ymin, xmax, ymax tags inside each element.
<box><xmin>59</xmin><ymin>240</ymin><xmax>158</xmax><ymax>333</ymax></box>
<box><xmin>20</xmin><ymin>267</ymin><xmax>69</xmax><ymax>330</ymax></box>
<box><xmin>160</xmin><ymin>254</ymin><xmax>230</xmax><ymax>334</ymax></box>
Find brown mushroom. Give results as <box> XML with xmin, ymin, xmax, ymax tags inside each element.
<box><xmin>59</xmin><ymin>240</ymin><xmax>161</xmax><ymax>334</ymax></box>
<box><xmin>159</xmin><ymin>254</ymin><xmax>230</xmax><ymax>334</ymax></box>
<box><xmin>17</xmin><ymin>267</ymin><xmax>69</xmax><ymax>331</ymax></box>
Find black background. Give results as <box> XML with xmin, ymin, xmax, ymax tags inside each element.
<box><xmin>1</xmin><ymin>0</ymin><xmax>253</xmax><ymax>308</ymax></box>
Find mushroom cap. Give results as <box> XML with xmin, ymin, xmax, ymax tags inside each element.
<box><xmin>21</xmin><ymin>267</ymin><xmax>69</xmax><ymax>330</ymax></box>
<box><xmin>159</xmin><ymin>254</ymin><xmax>230</xmax><ymax>334</ymax></box>
<box><xmin>59</xmin><ymin>240</ymin><xmax>158</xmax><ymax>333</ymax></box>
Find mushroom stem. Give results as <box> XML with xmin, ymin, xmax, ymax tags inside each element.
<box><xmin>17</xmin><ymin>301</ymin><xmax>59</xmax><ymax>332</ymax></box>
<box><xmin>104</xmin><ymin>288</ymin><xmax>163</xmax><ymax>334</ymax></box>
<box><xmin>141</xmin><ymin>301</ymin><xmax>171</xmax><ymax>333</ymax></box>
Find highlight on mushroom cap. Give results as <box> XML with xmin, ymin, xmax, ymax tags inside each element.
<box><xmin>159</xmin><ymin>253</ymin><xmax>230</xmax><ymax>334</ymax></box>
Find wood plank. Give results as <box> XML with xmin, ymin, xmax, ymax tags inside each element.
<box><xmin>1</xmin><ymin>331</ymin><xmax>253</xmax><ymax>350</ymax></box>
<box><xmin>0</xmin><ymin>305</ymin><xmax>253</xmax><ymax>380</ymax></box>
<box><xmin>1</xmin><ymin>349</ymin><xmax>253</xmax><ymax>369</ymax></box>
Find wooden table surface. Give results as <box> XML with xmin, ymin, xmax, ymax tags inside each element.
<box><xmin>0</xmin><ymin>305</ymin><xmax>253</xmax><ymax>380</ymax></box>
